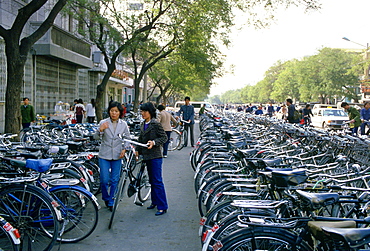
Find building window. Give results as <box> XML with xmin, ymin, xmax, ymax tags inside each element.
<box><xmin>108</xmin><ymin>87</ymin><xmax>115</xmax><ymax>102</ymax></box>
<box><xmin>117</xmin><ymin>89</ymin><xmax>122</xmax><ymax>103</ymax></box>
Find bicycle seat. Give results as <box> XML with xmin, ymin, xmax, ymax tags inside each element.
<box><xmin>265</xmin><ymin>167</ymin><xmax>293</xmax><ymax>172</ymax></box>
<box><xmin>57</xmin><ymin>145</ymin><xmax>68</xmax><ymax>154</ymax></box>
<box><xmin>19</xmin><ymin>151</ymin><xmax>42</xmax><ymax>159</ymax></box>
<box><xmin>271</xmin><ymin>169</ymin><xmax>308</xmax><ymax>187</ymax></box>
<box><xmin>262</xmin><ymin>158</ymin><xmax>282</xmax><ymax>167</ymax></box>
<box><xmin>10</xmin><ymin>159</ymin><xmax>27</xmax><ymax>168</ymax></box>
<box><xmin>296</xmin><ymin>190</ymin><xmax>339</xmax><ymax>210</ymax></box>
<box><xmin>238</xmin><ymin>149</ymin><xmax>258</xmax><ymax>156</ymax></box>
<box><xmin>308</xmin><ymin>220</ymin><xmax>356</xmax><ymax>241</ymax></box>
<box><xmin>321</xmin><ymin>227</ymin><xmax>370</xmax><ymax>248</ymax></box>
<box><xmin>26</xmin><ymin>158</ymin><xmax>53</xmax><ymax>173</ymax></box>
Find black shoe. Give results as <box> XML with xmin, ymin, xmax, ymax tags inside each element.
<box><xmin>191</xmin><ymin>145</ymin><xmax>194</xmax><ymax>147</ymax></box>
<box><xmin>155</xmin><ymin>210</ymin><xmax>167</xmax><ymax>216</ymax></box>
<box><xmin>108</xmin><ymin>206</ymin><xmax>113</xmax><ymax>212</ymax></box>
<box><xmin>147</xmin><ymin>204</ymin><xmax>156</xmax><ymax>210</ymax></box>
<box><xmin>104</xmin><ymin>201</ymin><xmax>109</xmax><ymax>207</ymax></box>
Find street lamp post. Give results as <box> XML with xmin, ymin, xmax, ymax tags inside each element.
<box><xmin>342</xmin><ymin>37</ymin><xmax>369</xmax><ymax>79</ymax></box>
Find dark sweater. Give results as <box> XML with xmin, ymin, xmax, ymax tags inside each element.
<box><xmin>137</xmin><ymin>119</ymin><xmax>168</xmax><ymax>161</ymax></box>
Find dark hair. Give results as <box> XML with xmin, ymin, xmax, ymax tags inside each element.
<box><xmin>184</xmin><ymin>96</ymin><xmax>190</xmax><ymax>101</ymax></box>
<box><xmin>91</xmin><ymin>99</ymin><xmax>96</xmax><ymax>108</ymax></box>
<box><xmin>364</xmin><ymin>101</ymin><xmax>370</xmax><ymax>106</ymax></box>
<box><xmin>140</xmin><ymin>102</ymin><xmax>157</xmax><ymax>119</ymax></box>
<box><xmin>341</xmin><ymin>102</ymin><xmax>349</xmax><ymax>108</ymax></box>
<box><xmin>23</xmin><ymin>97</ymin><xmax>29</xmax><ymax>101</ymax></box>
<box><xmin>157</xmin><ymin>104</ymin><xmax>165</xmax><ymax>111</ymax></box>
<box><xmin>108</xmin><ymin>101</ymin><xmax>124</xmax><ymax>118</ymax></box>
<box><xmin>305</xmin><ymin>104</ymin><xmax>311</xmax><ymax>109</ymax></box>
<box><xmin>286</xmin><ymin>98</ymin><xmax>293</xmax><ymax>104</ymax></box>
<box><xmin>78</xmin><ymin>98</ymin><xmax>83</xmax><ymax>104</ymax></box>
<box><xmin>74</xmin><ymin>99</ymin><xmax>78</xmax><ymax>103</ymax></box>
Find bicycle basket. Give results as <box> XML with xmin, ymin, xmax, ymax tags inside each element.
<box><xmin>26</xmin><ymin>158</ymin><xmax>53</xmax><ymax>173</ymax></box>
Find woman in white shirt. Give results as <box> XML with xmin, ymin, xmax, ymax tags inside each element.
<box><xmin>86</xmin><ymin>99</ymin><xmax>96</xmax><ymax>123</ymax></box>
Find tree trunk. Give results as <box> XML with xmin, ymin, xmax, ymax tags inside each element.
<box><xmin>95</xmin><ymin>85</ymin><xmax>105</xmax><ymax>122</ymax></box>
<box><xmin>133</xmin><ymin>78</ymin><xmax>141</xmax><ymax>112</ymax></box>
<box><xmin>4</xmin><ymin>42</ymin><xmax>27</xmax><ymax>134</ymax></box>
<box><xmin>95</xmin><ymin>64</ymin><xmax>115</xmax><ymax>122</ymax></box>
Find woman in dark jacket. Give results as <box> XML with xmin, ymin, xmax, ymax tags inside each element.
<box><xmin>135</xmin><ymin>102</ymin><xmax>168</xmax><ymax>216</ymax></box>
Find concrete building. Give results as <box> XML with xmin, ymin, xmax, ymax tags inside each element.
<box><xmin>0</xmin><ymin>0</ymin><xmax>142</xmax><ymax>132</ymax></box>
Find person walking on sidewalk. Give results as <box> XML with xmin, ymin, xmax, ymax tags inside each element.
<box><xmin>74</xmin><ymin>98</ymin><xmax>85</xmax><ymax>124</ymax></box>
<box><xmin>157</xmin><ymin>104</ymin><xmax>177</xmax><ymax>158</ymax></box>
<box><xmin>286</xmin><ymin>98</ymin><xmax>300</xmax><ymax>124</ymax></box>
<box><xmin>85</xmin><ymin>99</ymin><xmax>96</xmax><ymax>123</ymax></box>
<box><xmin>96</xmin><ymin>101</ymin><xmax>131</xmax><ymax>211</ymax></box>
<box><xmin>176</xmin><ymin>96</ymin><xmax>195</xmax><ymax>147</ymax></box>
<box><xmin>21</xmin><ymin>97</ymin><xmax>35</xmax><ymax>129</ymax></box>
<box><xmin>135</xmin><ymin>102</ymin><xmax>168</xmax><ymax>216</ymax></box>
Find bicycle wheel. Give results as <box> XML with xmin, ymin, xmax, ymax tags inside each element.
<box><xmin>0</xmin><ymin>184</ymin><xmax>61</xmax><ymax>251</ymax></box>
<box><xmin>108</xmin><ymin>170</ymin><xmax>127</xmax><ymax>229</ymax></box>
<box><xmin>168</xmin><ymin>129</ymin><xmax>181</xmax><ymax>151</ymax></box>
<box><xmin>0</xmin><ymin>225</ymin><xmax>19</xmax><ymax>251</ymax></box>
<box><xmin>219</xmin><ymin>227</ymin><xmax>311</xmax><ymax>251</ymax></box>
<box><xmin>81</xmin><ymin>160</ymin><xmax>101</xmax><ymax>195</ymax></box>
<box><xmin>178</xmin><ymin>130</ymin><xmax>188</xmax><ymax>150</ymax></box>
<box><xmin>50</xmin><ymin>186</ymin><xmax>99</xmax><ymax>243</ymax></box>
<box><xmin>137</xmin><ymin>162</ymin><xmax>151</xmax><ymax>203</ymax></box>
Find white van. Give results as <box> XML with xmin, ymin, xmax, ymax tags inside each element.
<box><xmin>174</xmin><ymin>101</ymin><xmax>214</xmax><ymax>115</ymax></box>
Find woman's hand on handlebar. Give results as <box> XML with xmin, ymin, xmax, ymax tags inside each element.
<box><xmin>119</xmin><ymin>149</ymin><xmax>126</xmax><ymax>159</ymax></box>
<box><xmin>147</xmin><ymin>140</ymin><xmax>154</xmax><ymax>149</ymax></box>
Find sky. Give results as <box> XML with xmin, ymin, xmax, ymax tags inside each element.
<box><xmin>210</xmin><ymin>0</ymin><xmax>370</xmax><ymax>96</ymax></box>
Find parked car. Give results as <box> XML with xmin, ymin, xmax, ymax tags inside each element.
<box><xmin>311</xmin><ymin>108</ymin><xmax>349</xmax><ymax>129</ymax></box>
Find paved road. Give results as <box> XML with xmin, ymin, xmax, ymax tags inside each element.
<box><xmin>56</xmin><ymin>123</ymin><xmax>202</xmax><ymax>251</ymax></box>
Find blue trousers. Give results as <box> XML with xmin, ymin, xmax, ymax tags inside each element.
<box><xmin>145</xmin><ymin>158</ymin><xmax>168</xmax><ymax>211</ymax></box>
<box><xmin>99</xmin><ymin>158</ymin><xmax>122</xmax><ymax>206</ymax></box>
<box><xmin>163</xmin><ymin>131</ymin><xmax>171</xmax><ymax>156</ymax></box>
<box><xmin>351</xmin><ymin>127</ymin><xmax>359</xmax><ymax>136</ymax></box>
<box><xmin>360</xmin><ymin>122</ymin><xmax>370</xmax><ymax>135</ymax></box>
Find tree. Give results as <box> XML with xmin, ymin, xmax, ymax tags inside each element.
<box><xmin>67</xmin><ymin>0</ymin><xmax>173</xmax><ymax>120</ymax></box>
<box><xmin>296</xmin><ymin>48</ymin><xmax>361</xmax><ymax>103</ymax></box>
<box><xmin>127</xmin><ymin>0</ymin><xmax>233</xmax><ymax>110</ymax></box>
<box><xmin>270</xmin><ymin>60</ymin><xmax>300</xmax><ymax>102</ymax></box>
<box><xmin>0</xmin><ymin>0</ymin><xmax>67</xmax><ymax>134</ymax></box>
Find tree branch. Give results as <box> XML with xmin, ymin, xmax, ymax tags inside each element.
<box><xmin>20</xmin><ymin>0</ymin><xmax>67</xmax><ymax>55</ymax></box>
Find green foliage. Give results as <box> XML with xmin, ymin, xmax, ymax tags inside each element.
<box><xmin>221</xmin><ymin>47</ymin><xmax>364</xmax><ymax>104</ymax></box>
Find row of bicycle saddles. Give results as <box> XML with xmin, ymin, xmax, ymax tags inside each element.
<box><xmin>193</xmin><ymin>112</ymin><xmax>370</xmax><ymax>251</ymax></box>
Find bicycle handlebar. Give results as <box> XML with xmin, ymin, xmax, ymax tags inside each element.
<box><xmin>123</xmin><ymin>139</ymin><xmax>149</xmax><ymax>148</ymax></box>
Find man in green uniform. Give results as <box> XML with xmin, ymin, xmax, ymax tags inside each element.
<box><xmin>21</xmin><ymin>97</ymin><xmax>35</xmax><ymax>129</ymax></box>
<box><xmin>341</xmin><ymin>102</ymin><xmax>361</xmax><ymax>135</ymax></box>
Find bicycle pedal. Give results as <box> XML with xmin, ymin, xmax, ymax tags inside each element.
<box><xmin>134</xmin><ymin>201</ymin><xmax>144</xmax><ymax>206</ymax></box>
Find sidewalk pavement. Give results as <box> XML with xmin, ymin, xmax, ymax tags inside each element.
<box><xmin>56</xmin><ymin>123</ymin><xmax>201</xmax><ymax>251</ymax></box>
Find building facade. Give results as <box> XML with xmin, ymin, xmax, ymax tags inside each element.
<box><xmin>0</xmin><ymin>0</ymin><xmax>141</xmax><ymax>132</ymax></box>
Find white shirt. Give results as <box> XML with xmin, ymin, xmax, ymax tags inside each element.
<box><xmin>85</xmin><ymin>103</ymin><xmax>95</xmax><ymax>117</ymax></box>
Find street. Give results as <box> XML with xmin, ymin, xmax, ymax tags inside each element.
<box><xmin>55</xmin><ymin>123</ymin><xmax>202</xmax><ymax>251</ymax></box>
